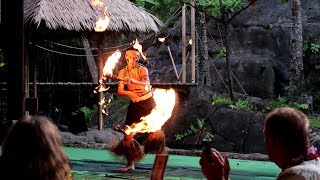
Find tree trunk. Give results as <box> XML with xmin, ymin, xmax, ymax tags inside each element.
<box><xmin>289</xmin><ymin>0</ymin><xmax>303</xmax><ymax>91</ymax></box>
<box><xmin>219</xmin><ymin>0</ymin><xmax>234</xmax><ymax>101</ymax></box>
<box><xmin>199</xmin><ymin>12</ymin><xmax>211</xmax><ymax>86</ymax></box>
<box><xmin>225</xmin><ymin>22</ymin><xmax>234</xmax><ymax>101</ymax></box>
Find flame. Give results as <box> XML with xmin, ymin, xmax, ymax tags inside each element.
<box><xmin>98</xmin><ymin>97</ymin><xmax>110</xmax><ymax>115</ymax></box>
<box><xmin>158</xmin><ymin>37</ymin><xmax>166</xmax><ymax>43</ymax></box>
<box><xmin>94</xmin><ymin>7</ymin><xmax>110</xmax><ymax>32</ymax></box>
<box><xmin>94</xmin><ymin>50</ymin><xmax>122</xmax><ymax>116</ymax></box>
<box><xmin>103</xmin><ymin>50</ymin><xmax>121</xmax><ymax>77</ymax></box>
<box><xmin>189</xmin><ymin>39</ymin><xmax>192</xmax><ymax>45</ymax></box>
<box><xmin>131</xmin><ymin>39</ymin><xmax>147</xmax><ymax>60</ymax></box>
<box><xmin>124</xmin><ymin>88</ymin><xmax>176</xmax><ymax>134</ymax></box>
<box><xmin>90</xmin><ymin>0</ymin><xmax>110</xmax><ymax>32</ymax></box>
<box><xmin>93</xmin><ymin>83</ymin><xmax>110</xmax><ymax>93</ymax></box>
<box><xmin>90</xmin><ymin>0</ymin><xmax>103</xmax><ymax>7</ymax></box>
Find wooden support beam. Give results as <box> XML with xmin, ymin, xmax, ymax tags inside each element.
<box><xmin>167</xmin><ymin>46</ymin><xmax>180</xmax><ymax>82</ymax></box>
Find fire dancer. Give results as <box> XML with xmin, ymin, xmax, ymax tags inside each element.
<box><xmin>112</xmin><ymin>48</ymin><xmax>165</xmax><ymax>172</ymax></box>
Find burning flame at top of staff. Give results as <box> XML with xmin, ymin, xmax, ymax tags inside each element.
<box><xmin>131</xmin><ymin>39</ymin><xmax>147</xmax><ymax>60</ymax></box>
<box><xmin>124</xmin><ymin>88</ymin><xmax>176</xmax><ymax>134</ymax></box>
<box><xmin>158</xmin><ymin>37</ymin><xmax>166</xmax><ymax>43</ymax></box>
<box><xmin>90</xmin><ymin>0</ymin><xmax>104</xmax><ymax>7</ymax></box>
<box><xmin>94</xmin><ymin>50</ymin><xmax>121</xmax><ymax>94</ymax></box>
<box><xmin>103</xmin><ymin>50</ymin><xmax>121</xmax><ymax>78</ymax></box>
<box><xmin>90</xmin><ymin>0</ymin><xmax>110</xmax><ymax>32</ymax></box>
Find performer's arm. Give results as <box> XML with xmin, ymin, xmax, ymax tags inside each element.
<box><xmin>117</xmin><ymin>69</ymin><xmax>140</xmax><ymax>102</ymax></box>
<box><xmin>123</xmin><ymin>67</ymin><xmax>150</xmax><ymax>86</ymax></box>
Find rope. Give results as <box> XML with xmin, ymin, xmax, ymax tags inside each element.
<box><xmin>157</xmin><ymin>7</ymin><xmax>182</xmax><ymax>38</ymax></box>
<box><xmin>34</xmin><ymin>44</ymin><xmax>98</xmax><ymax>57</ymax></box>
<box><xmin>232</xmin><ymin>72</ymin><xmax>248</xmax><ymax>95</ymax></box>
<box><xmin>44</xmin><ymin>40</ymin><xmax>97</xmax><ymax>50</ymax></box>
<box><xmin>32</xmin><ymin>31</ymin><xmax>157</xmax><ymax>57</ymax></box>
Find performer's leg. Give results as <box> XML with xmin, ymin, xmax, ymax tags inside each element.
<box><xmin>120</xmin><ymin>133</ymin><xmax>144</xmax><ymax>172</ymax></box>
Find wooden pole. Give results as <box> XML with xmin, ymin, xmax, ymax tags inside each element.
<box><xmin>97</xmin><ymin>34</ymin><xmax>104</xmax><ymax>130</ymax></box>
<box><xmin>182</xmin><ymin>4</ymin><xmax>187</xmax><ymax>83</ymax></box>
<box><xmin>24</xmin><ymin>29</ymin><xmax>30</xmax><ymax>116</ymax></box>
<box><xmin>167</xmin><ymin>46</ymin><xmax>180</xmax><ymax>81</ymax></box>
<box><xmin>191</xmin><ymin>0</ymin><xmax>196</xmax><ymax>83</ymax></box>
<box><xmin>33</xmin><ymin>55</ymin><xmax>38</xmax><ymax>98</ymax></box>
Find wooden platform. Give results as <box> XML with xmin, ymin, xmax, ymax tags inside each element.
<box><xmin>0</xmin><ymin>82</ymin><xmax>197</xmax><ymax>92</ymax></box>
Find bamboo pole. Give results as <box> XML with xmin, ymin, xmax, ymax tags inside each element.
<box><xmin>97</xmin><ymin>35</ymin><xmax>104</xmax><ymax>130</ymax></box>
<box><xmin>191</xmin><ymin>0</ymin><xmax>196</xmax><ymax>83</ymax></box>
<box><xmin>182</xmin><ymin>4</ymin><xmax>187</xmax><ymax>83</ymax></box>
<box><xmin>24</xmin><ymin>33</ymin><xmax>29</xmax><ymax>116</ymax></box>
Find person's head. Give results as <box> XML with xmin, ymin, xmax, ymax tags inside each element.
<box><xmin>1</xmin><ymin>116</ymin><xmax>70</xmax><ymax>179</ymax></box>
<box><xmin>125</xmin><ymin>48</ymin><xmax>140</xmax><ymax>68</ymax></box>
<box><xmin>264</xmin><ymin>107</ymin><xmax>309</xmax><ymax>169</ymax></box>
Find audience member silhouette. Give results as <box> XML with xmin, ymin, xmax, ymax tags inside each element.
<box><xmin>200</xmin><ymin>107</ymin><xmax>320</xmax><ymax>180</ymax></box>
<box><xmin>0</xmin><ymin>116</ymin><xmax>71</xmax><ymax>180</ymax></box>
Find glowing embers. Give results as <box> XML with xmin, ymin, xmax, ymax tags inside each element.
<box><xmin>124</xmin><ymin>88</ymin><xmax>176</xmax><ymax>135</ymax></box>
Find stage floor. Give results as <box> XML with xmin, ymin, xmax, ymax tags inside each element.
<box><xmin>66</xmin><ymin>147</ymin><xmax>280</xmax><ymax>180</ymax></box>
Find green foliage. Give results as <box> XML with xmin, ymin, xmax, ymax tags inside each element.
<box><xmin>266</xmin><ymin>96</ymin><xmax>309</xmax><ymax>111</ymax></box>
<box><xmin>311</xmin><ymin>91</ymin><xmax>320</xmax><ymax>110</ymax></box>
<box><xmin>310</xmin><ymin>42</ymin><xmax>320</xmax><ymax>54</ymax></box>
<box><xmin>267</xmin><ymin>24</ymin><xmax>274</xmax><ymax>29</ymax></box>
<box><xmin>216</xmin><ymin>47</ymin><xmax>226</xmax><ymax>59</ymax></box>
<box><xmin>197</xmin><ymin>0</ymin><xmax>245</xmax><ymax>17</ymax></box>
<box><xmin>303</xmin><ymin>41</ymin><xmax>320</xmax><ymax>56</ymax></box>
<box><xmin>131</xmin><ymin>0</ymin><xmax>181</xmax><ymax>22</ymax></box>
<box><xmin>212</xmin><ymin>95</ymin><xmax>233</xmax><ymax>106</ymax></box>
<box><xmin>175</xmin><ymin>118</ymin><xmax>206</xmax><ymax>141</ymax></box>
<box><xmin>303</xmin><ymin>40</ymin><xmax>309</xmax><ymax>56</ymax></box>
<box><xmin>212</xmin><ymin>96</ymin><xmax>253</xmax><ymax>110</ymax></box>
<box><xmin>204</xmin><ymin>132</ymin><xmax>215</xmax><ymax>142</ymax></box>
<box><xmin>309</xmin><ymin>117</ymin><xmax>320</xmax><ymax>128</ymax></box>
<box><xmin>267</xmin><ymin>96</ymin><xmax>287</xmax><ymax>110</ymax></box>
<box><xmin>229</xmin><ymin>99</ymin><xmax>252</xmax><ymax>110</ymax></box>
<box><xmin>80</xmin><ymin>106</ymin><xmax>97</xmax><ymax>122</ymax></box>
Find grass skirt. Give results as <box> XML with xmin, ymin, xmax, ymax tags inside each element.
<box><xmin>144</xmin><ymin>130</ymin><xmax>166</xmax><ymax>154</ymax></box>
<box><xmin>111</xmin><ymin>137</ymin><xmax>144</xmax><ymax>164</ymax></box>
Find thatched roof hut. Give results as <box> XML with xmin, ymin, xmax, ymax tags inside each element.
<box><xmin>24</xmin><ymin>0</ymin><xmax>163</xmax><ymax>33</ymax></box>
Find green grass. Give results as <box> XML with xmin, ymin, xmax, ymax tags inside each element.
<box><xmin>309</xmin><ymin>117</ymin><xmax>320</xmax><ymax>128</ymax></box>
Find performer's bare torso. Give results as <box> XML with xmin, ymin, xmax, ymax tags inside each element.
<box><xmin>117</xmin><ymin>50</ymin><xmax>152</xmax><ymax>102</ymax></box>
<box><xmin>123</xmin><ymin>66</ymin><xmax>151</xmax><ymax>96</ymax></box>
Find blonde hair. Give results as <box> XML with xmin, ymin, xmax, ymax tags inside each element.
<box><xmin>1</xmin><ymin>116</ymin><xmax>71</xmax><ymax>180</ymax></box>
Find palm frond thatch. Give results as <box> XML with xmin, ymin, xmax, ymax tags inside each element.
<box><xmin>24</xmin><ymin>0</ymin><xmax>163</xmax><ymax>33</ymax></box>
